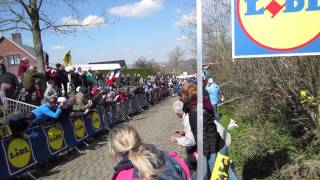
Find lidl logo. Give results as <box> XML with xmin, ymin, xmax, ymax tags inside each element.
<box><xmin>91</xmin><ymin>112</ymin><xmax>101</xmax><ymax>130</ymax></box>
<box><xmin>44</xmin><ymin>124</ymin><xmax>66</xmax><ymax>154</ymax></box>
<box><xmin>73</xmin><ymin>118</ymin><xmax>86</xmax><ymax>139</ymax></box>
<box><xmin>7</xmin><ymin>138</ymin><xmax>32</xmax><ymax>168</ymax></box>
<box><xmin>233</xmin><ymin>0</ymin><xmax>320</xmax><ymax>57</ymax></box>
<box><xmin>47</xmin><ymin>126</ymin><xmax>64</xmax><ymax>150</ymax></box>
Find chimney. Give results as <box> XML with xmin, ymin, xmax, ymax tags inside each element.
<box><xmin>11</xmin><ymin>33</ymin><xmax>22</xmax><ymax>44</ymax></box>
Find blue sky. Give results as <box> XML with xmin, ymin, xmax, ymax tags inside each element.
<box><xmin>1</xmin><ymin>0</ymin><xmax>195</xmax><ymax>66</ymax></box>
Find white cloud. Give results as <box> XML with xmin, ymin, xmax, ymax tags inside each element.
<box><xmin>62</xmin><ymin>15</ymin><xmax>105</xmax><ymax>28</ymax></box>
<box><xmin>176</xmin><ymin>35</ymin><xmax>188</xmax><ymax>41</ymax></box>
<box><xmin>51</xmin><ymin>45</ymin><xmax>67</xmax><ymax>51</ymax></box>
<box><xmin>174</xmin><ymin>9</ymin><xmax>196</xmax><ymax>27</ymax></box>
<box><xmin>109</xmin><ymin>0</ymin><xmax>164</xmax><ymax>17</ymax></box>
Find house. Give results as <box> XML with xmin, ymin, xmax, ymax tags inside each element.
<box><xmin>0</xmin><ymin>33</ymin><xmax>49</xmax><ymax>76</ymax></box>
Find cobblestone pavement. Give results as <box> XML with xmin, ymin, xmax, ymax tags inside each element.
<box><xmin>32</xmin><ymin>97</ymin><xmax>184</xmax><ymax>180</ymax></box>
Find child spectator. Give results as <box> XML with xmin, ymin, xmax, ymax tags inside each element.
<box><xmin>110</xmin><ymin>124</ymin><xmax>189</xmax><ymax>180</ymax></box>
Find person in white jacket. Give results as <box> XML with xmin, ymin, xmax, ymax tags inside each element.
<box><xmin>171</xmin><ymin>100</ymin><xmax>196</xmax><ymax>147</ymax></box>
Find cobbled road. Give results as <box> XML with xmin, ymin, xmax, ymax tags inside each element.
<box><xmin>29</xmin><ymin>97</ymin><xmax>184</xmax><ymax>180</ymax></box>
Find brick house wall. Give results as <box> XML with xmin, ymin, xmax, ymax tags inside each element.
<box><xmin>0</xmin><ymin>37</ymin><xmax>37</xmax><ymax>76</ymax></box>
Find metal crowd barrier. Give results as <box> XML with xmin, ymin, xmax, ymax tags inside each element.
<box><xmin>0</xmin><ymin>88</ymin><xmax>171</xmax><ymax>179</ymax></box>
<box><xmin>0</xmin><ymin>98</ymin><xmax>38</xmax><ymax>139</ymax></box>
<box><xmin>3</xmin><ymin>98</ymin><xmax>38</xmax><ymax>119</ymax></box>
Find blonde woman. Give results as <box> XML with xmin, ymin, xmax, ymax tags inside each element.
<box><xmin>110</xmin><ymin>124</ymin><xmax>190</xmax><ymax>180</ymax></box>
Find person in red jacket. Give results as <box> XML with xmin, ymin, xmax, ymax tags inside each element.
<box><xmin>17</xmin><ymin>57</ymin><xmax>30</xmax><ymax>80</ymax></box>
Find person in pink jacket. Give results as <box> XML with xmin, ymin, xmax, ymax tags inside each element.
<box><xmin>110</xmin><ymin>124</ymin><xmax>190</xmax><ymax>180</ymax></box>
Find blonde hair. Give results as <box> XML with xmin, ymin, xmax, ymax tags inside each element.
<box><xmin>110</xmin><ymin>124</ymin><xmax>164</xmax><ymax>179</ymax></box>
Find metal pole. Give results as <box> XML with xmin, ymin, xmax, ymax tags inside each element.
<box><xmin>196</xmin><ymin>0</ymin><xmax>205</xmax><ymax>179</ymax></box>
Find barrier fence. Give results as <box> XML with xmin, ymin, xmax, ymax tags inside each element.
<box><xmin>0</xmin><ymin>87</ymin><xmax>172</xmax><ymax>180</ymax></box>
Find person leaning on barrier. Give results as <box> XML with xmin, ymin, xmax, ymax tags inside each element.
<box><xmin>5</xmin><ymin>112</ymin><xmax>36</xmax><ymax>137</ymax></box>
<box><xmin>206</xmin><ymin>78</ymin><xmax>221</xmax><ymax>121</ymax></box>
<box><xmin>73</xmin><ymin>86</ymin><xmax>92</xmax><ymax>114</ymax></box>
<box><xmin>58</xmin><ymin>96</ymin><xmax>76</xmax><ymax>120</ymax></box>
<box><xmin>90</xmin><ymin>87</ymin><xmax>105</xmax><ymax>109</ymax></box>
<box><xmin>171</xmin><ymin>100</ymin><xmax>196</xmax><ymax>147</ymax></box>
<box><xmin>31</xmin><ymin>96</ymin><xmax>65</xmax><ymax>126</ymax></box>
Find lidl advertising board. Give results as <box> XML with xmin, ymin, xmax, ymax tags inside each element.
<box><xmin>233</xmin><ymin>0</ymin><xmax>320</xmax><ymax>58</ymax></box>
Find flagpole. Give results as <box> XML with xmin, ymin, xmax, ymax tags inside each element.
<box><xmin>196</xmin><ymin>0</ymin><xmax>205</xmax><ymax>179</ymax></box>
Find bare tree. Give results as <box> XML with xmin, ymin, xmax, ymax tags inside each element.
<box><xmin>134</xmin><ymin>56</ymin><xmax>161</xmax><ymax>71</ymax></box>
<box><xmin>168</xmin><ymin>46</ymin><xmax>185</xmax><ymax>70</ymax></box>
<box><xmin>0</xmin><ymin>0</ymin><xmax>106</xmax><ymax>73</ymax></box>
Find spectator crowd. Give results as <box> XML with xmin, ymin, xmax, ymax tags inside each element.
<box><xmin>0</xmin><ymin>58</ymin><xmax>238</xmax><ymax>180</ymax></box>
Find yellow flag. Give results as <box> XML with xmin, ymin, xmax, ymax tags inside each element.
<box><xmin>63</xmin><ymin>50</ymin><xmax>72</xmax><ymax>66</ymax></box>
<box><xmin>211</xmin><ymin>152</ymin><xmax>230</xmax><ymax>180</ymax></box>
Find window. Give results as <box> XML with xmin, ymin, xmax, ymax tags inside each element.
<box><xmin>5</xmin><ymin>55</ymin><xmax>20</xmax><ymax>65</ymax></box>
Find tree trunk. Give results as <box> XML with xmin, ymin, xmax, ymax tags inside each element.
<box><xmin>29</xmin><ymin>0</ymin><xmax>45</xmax><ymax>74</ymax></box>
<box><xmin>31</xmin><ymin>25</ymin><xmax>45</xmax><ymax>73</ymax></box>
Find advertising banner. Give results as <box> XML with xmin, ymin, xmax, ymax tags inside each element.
<box><xmin>1</xmin><ymin>138</ymin><xmax>37</xmax><ymax>175</ymax></box>
<box><xmin>233</xmin><ymin>0</ymin><xmax>320</xmax><ymax>58</ymax></box>
<box><xmin>90</xmin><ymin>112</ymin><xmax>103</xmax><ymax>131</ymax></box>
<box><xmin>43</xmin><ymin>124</ymin><xmax>67</xmax><ymax>155</ymax></box>
<box><xmin>70</xmin><ymin>118</ymin><xmax>88</xmax><ymax>142</ymax></box>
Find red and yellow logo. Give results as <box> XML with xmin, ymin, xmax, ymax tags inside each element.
<box><xmin>238</xmin><ymin>0</ymin><xmax>320</xmax><ymax>51</ymax></box>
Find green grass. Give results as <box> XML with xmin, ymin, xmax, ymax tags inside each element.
<box><xmin>218</xmin><ymin>105</ymin><xmax>297</xmax><ymax>179</ymax></box>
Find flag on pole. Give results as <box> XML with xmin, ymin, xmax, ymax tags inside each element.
<box><xmin>63</xmin><ymin>50</ymin><xmax>72</xmax><ymax>66</ymax></box>
<box><xmin>106</xmin><ymin>67</ymin><xmax>123</xmax><ymax>85</ymax></box>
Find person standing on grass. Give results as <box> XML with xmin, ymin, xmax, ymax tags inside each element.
<box><xmin>206</xmin><ymin>78</ymin><xmax>221</xmax><ymax>121</ymax></box>
<box><xmin>181</xmin><ymin>83</ymin><xmax>237</xmax><ymax>180</ymax></box>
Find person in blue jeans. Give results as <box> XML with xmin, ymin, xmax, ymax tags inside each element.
<box><xmin>181</xmin><ymin>83</ymin><xmax>237</xmax><ymax>180</ymax></box>
<box><xmin>207</xmin><ymin>145</ymin><xmax>238</xmax><ymax>180</ymax></box>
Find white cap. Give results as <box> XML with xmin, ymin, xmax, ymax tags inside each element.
<box><xmin>208</xmin><ymin>78</ymin><xmax>214</xmax><ymax>84</ymax></box>
<box><xmin>57</xmin><ymin>97</ymin><xmax>67</xmax><ymax>103</ymax></box>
